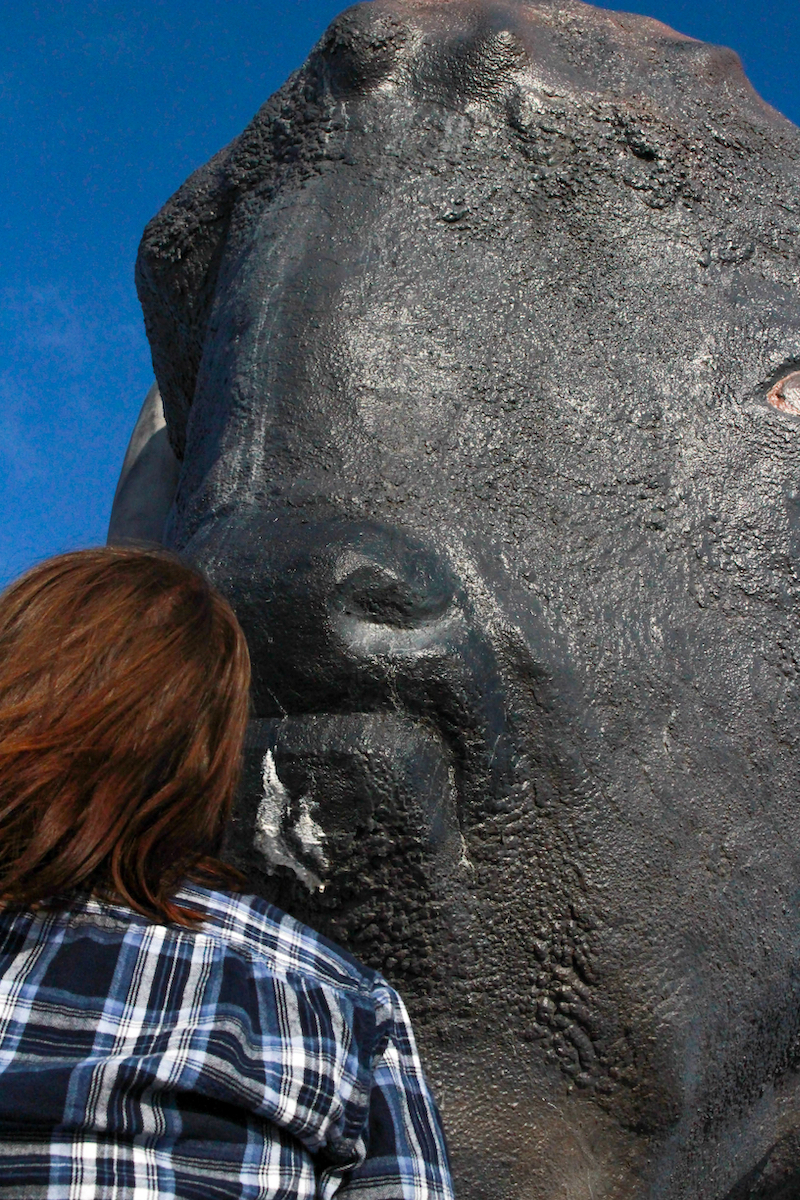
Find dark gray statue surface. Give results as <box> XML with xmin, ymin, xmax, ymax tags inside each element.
<box><xmin>111</xmin><ymin>1</ymin><xmax>800</xmax><ymax>1195</ymax></box>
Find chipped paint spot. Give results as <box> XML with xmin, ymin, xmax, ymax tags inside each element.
<box><xmin>253</xmin><ymin>751</ymin><xmax>328</xmax><ymax>892</ymax></box>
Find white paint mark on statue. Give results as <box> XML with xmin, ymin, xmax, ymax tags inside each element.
<box><xmin>253</xmin><ymin>751</ymin><xmax>328</xmax><ymax>893</ymax></box>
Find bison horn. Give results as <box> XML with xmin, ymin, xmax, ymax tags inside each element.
<box><xmin>107</xmin><ymin>382</ymin><xmax>179</xmax><ymax>547</ymax></box>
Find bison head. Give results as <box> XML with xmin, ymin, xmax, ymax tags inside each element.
<box><xmin>114</xmin><ymin>1</ymin><xmax>800</xmax><ymax>1195</ymax></box>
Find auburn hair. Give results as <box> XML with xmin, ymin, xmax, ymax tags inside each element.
<box><xmin>0</xmin><ymin>547</ymin><xmax>251</xmax><ymax>926</ymax></box>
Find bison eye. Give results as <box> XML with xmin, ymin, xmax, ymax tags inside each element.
<box><xmin>767</xmin><ymin>371</ymin><xmax>800</xmax><ymax>415</ymax></box>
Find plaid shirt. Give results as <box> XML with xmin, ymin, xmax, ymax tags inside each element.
<box><xmin>0</xmin><ymin>884</ymin><xmax>454</xmax><ymax>1199</ymax></box>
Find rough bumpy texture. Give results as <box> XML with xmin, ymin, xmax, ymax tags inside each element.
<box><xmin>135</xmin><ymin>2</ymin><xmax>800</xmax><ymax>1195</ymax></box>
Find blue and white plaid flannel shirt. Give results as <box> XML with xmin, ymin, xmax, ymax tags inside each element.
<box><xmin>0</xmin><ymin>883</ymin><xmax>454</xmax><ymax>1199</ymax></box>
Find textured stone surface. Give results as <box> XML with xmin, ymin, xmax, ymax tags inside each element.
<box><xmin>129</xmin><ymin>2</ymin><xmax>800</xmax><ymax>1194</ymax></box>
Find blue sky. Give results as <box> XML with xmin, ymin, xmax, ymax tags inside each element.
<box><xmin>2</xmin><ymin>0</ymin><xmax>798</xmax><ymax>587</ymax></box>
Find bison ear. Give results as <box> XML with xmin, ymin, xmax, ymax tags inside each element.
<box><xmin>135</xmin><ymin>145</ymin><xmax>237</xmax><ymax>461</ymax></box>
<box><xmin>107</xmin><ymin>383</ymin><xmax>180</xmax><ymax>546</ymax></box>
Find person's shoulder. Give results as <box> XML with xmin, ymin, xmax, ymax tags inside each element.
<box><xmin>174</xmin><ymin>883</ymin><xmax>383</xmax><ymax>998</ymax></box>
<box><xmin>2</xmin><ymin>886</ymin><xmax>391</xmax><ymax>1010</ymax></box>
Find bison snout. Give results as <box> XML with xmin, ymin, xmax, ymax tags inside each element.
<box><xmin>180</xmin><ymin>509</ymin><xmax>463</xmax><ymax>716</ymax></box>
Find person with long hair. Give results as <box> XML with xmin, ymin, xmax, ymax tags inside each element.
<box><xmin>0</xmin><ymin>548</ymin><xmax>453</xmax><ymax>1200</ymax></box>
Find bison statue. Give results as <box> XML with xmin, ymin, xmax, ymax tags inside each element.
<box><xmin>110</xmin><ymin>1</ymin><xmax>800</xmax><ymax>1196</ymax></box>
